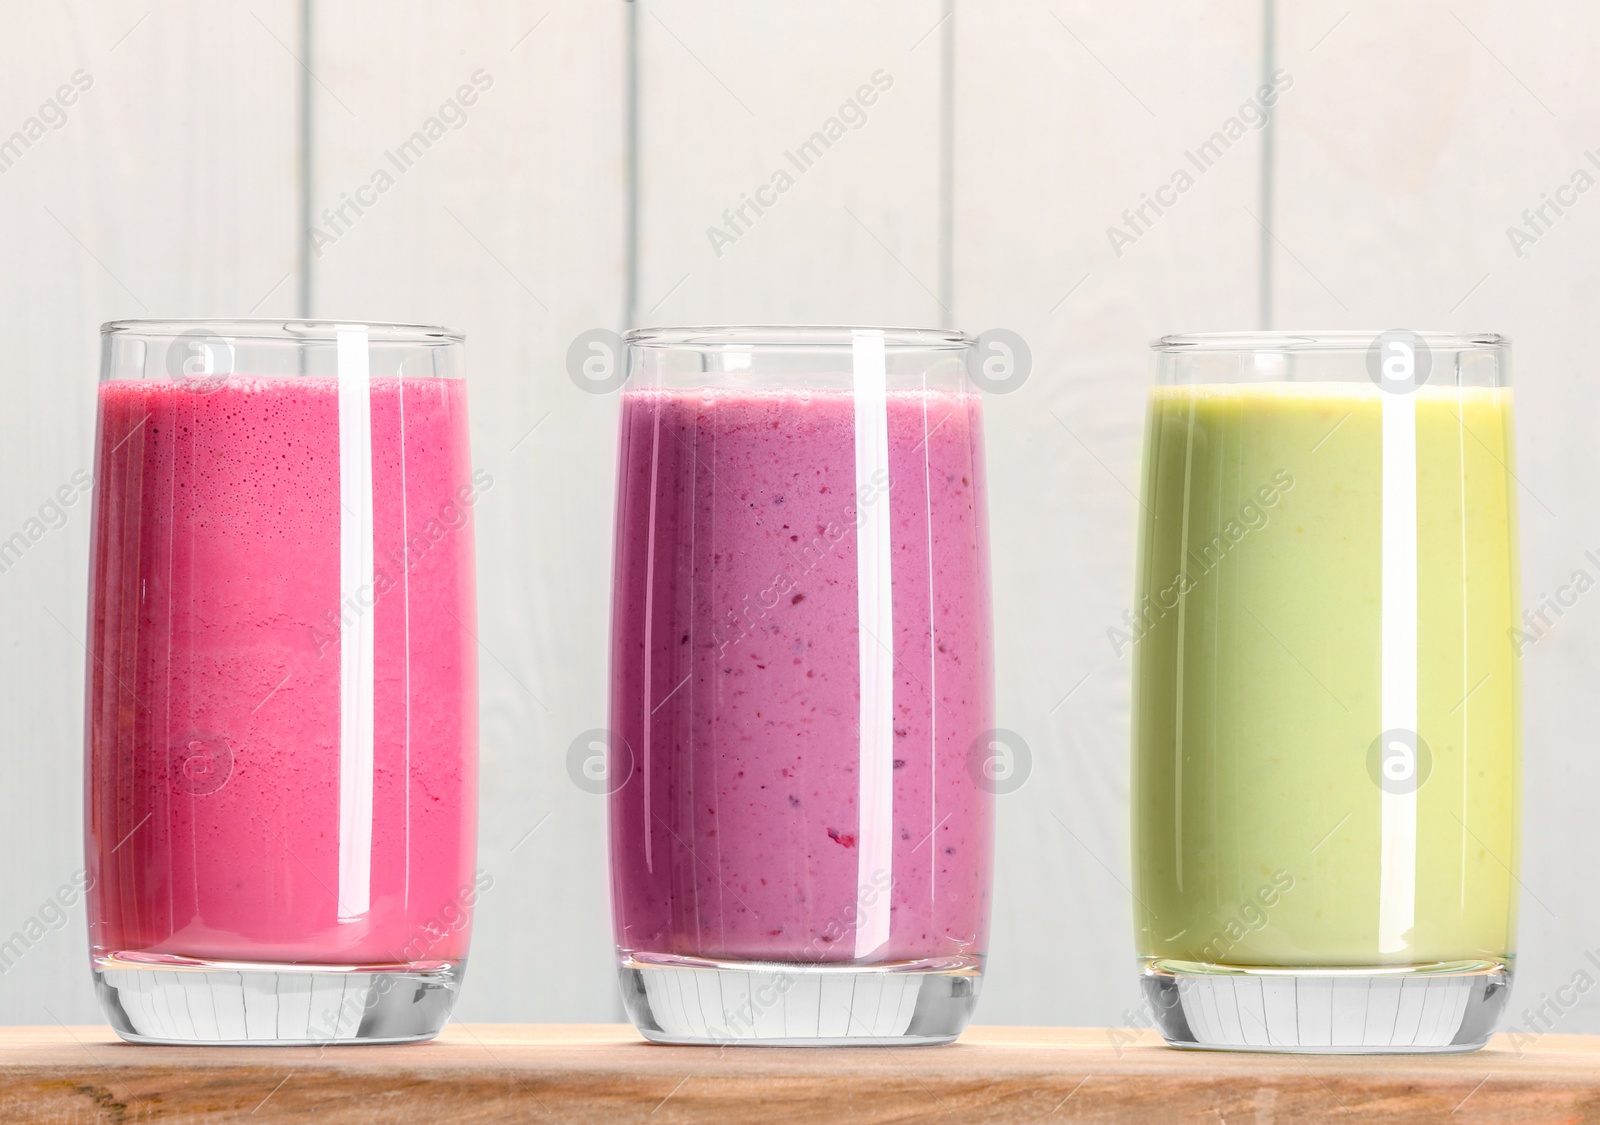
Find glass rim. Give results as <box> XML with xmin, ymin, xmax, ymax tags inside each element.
<box><xmin>100</xmin><ymin>318</ymin><xmax>464</xmax><ymax>344</ymax></box>
<box><xmin>1152</xmin><ymin>331</ymin><xmax>1508</xmax><ymax>353</ymax></box>
<box><xmin>627</xmin><ymin>325</ymin><xmax>975</xmax><ymax>349</ymax></box>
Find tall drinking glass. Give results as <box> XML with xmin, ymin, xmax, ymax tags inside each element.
<box><xmin>609</xmin><ymin>326</ymin><xmax>994</xmax><ymax>1045</ymax></box>
<box><xmin>87</xmin><ymin>320</ymin><xmax>480</xmax><ymax>1044</ymax></box>
<box><xmin>1132</xmin><ymin>332</ymin><xmax>1519</xmax><ymax>1052</ymax></box>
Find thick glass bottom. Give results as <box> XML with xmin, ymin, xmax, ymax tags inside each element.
<box><xmin>1141</xmin><ymin>958</ymin><xmax>1512</xmax><ymax>1053</ymax></box>
<box><xmin>93</xmin><ymin>953</ymin><xmax>465</xmax><ymax>1045</ymax></box>
<box><xmin>619</xmin><ymin>953</ymin><xmax>983</xmax><ymax>1045</ymax></box>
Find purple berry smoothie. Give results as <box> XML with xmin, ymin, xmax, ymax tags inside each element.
<box><xmin>609</xmin><ymin>386</ymin><xmax>993</xmax><ymax>966</ymax></box>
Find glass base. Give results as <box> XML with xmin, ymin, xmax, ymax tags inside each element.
<box><xmin>93</xmin><ymin>954</ymin><xmax>465</xmax><ymax>1045</ymax></box>
<box><xmin>1141</xmin><ymin>958</ymin><xmax>1512</xmax><ymax>1053</ymax></box>
<box><xmin>619</xmin><ymin>953</ymin><xmax>983</xmax><ymax>1045</ymax></box>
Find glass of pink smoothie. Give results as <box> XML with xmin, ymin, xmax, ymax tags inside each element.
<box><xmin>609</xmin><ymin>327</ymin><xmax>994</xmax><ymax>1045</ymax></box>
<box><xmin>86</xmin><ymin>321</ymin><xmax>479</xmax><ymax>1044</ymax></box>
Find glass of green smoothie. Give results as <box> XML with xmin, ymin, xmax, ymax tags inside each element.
<box><xmin>1131</xmin><ymin>331</ymin><xmax>1519</xmax><ymax>1053</ymax></box>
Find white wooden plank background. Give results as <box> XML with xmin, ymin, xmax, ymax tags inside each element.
<box><xmin>1269</xmin><ymin>0</ymin><xmax>1600</xmax><ymax>1042</ymax></box>
<box><xmin>955</xmin><ymin>0</ymin><xmax>1266</xmax><ymax>1030</ymax></box>
<box><xmin>0</xmin><ymin>0</ymin><xmax>300</xmax><ymax>1023</ymax></box>
<box><xmin>0</xmin><ymin>0</ymin><xmax>1595</xmax><ymax>1039</ymax></box>
<box><xmin>309</xmin><ymin>0</ymin><xmax>626</xmax><ymax>1022</ymax></box>
<box><xmin>634</xmin><ymin>0</ymin><xmax>948</xmax><ymax>327</ymax></box>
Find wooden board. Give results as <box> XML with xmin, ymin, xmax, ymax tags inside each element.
<box><xmin>1</xmin><ymin>1024</ymin><xmax>1599</xmax><ymax>1122</ymax></box>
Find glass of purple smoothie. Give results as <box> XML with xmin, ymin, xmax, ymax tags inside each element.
<box><xmin>609</xmin><ymin>326</ymin><xmax>995</xmax><ymax>1045</ymax></box>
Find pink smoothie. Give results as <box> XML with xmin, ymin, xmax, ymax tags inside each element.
<box><xmin>86</xmin><ymin>375</ymin><xmax>478</xmax><ymax>966</ymax></box>
<box><xmin>609</xmin><ymin>387</ymin><xmax>993</xmax><ymax>965</ymax></box>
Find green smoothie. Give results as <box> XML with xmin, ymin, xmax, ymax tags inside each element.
<box><xmin>1131</xmin><ymin>381</ymin><xmax>1520</xmax><ymax>970</ymax></box>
